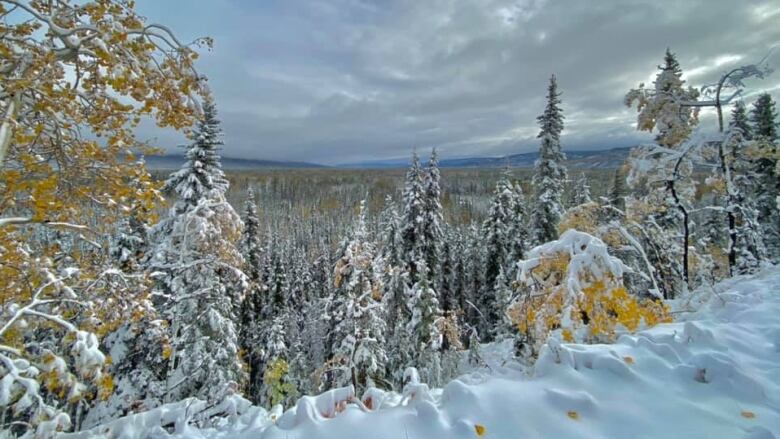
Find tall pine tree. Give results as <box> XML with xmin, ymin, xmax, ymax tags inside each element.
<box><xmin>149</xmin><ymin>96</ymin><xmax>248</xmax><ymax>403</ymax></box>
<box><xmin>531</xmin><ymin>75</ymin><xmax>568</xmax><ymax>245</ymax></box>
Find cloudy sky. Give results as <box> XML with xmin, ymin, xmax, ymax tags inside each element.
<box><xmin>136</xmin><ymin>0</ymin><xmax>780</xmax><ymax>165</ymax></box>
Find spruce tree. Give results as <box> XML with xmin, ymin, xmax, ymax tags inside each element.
<box><xmin>508</xmin><ymin>182</ymin><xmax>529</xmax><ymax>263</ymax></box>
<box><xmin>750</xmin><ymin>93</ymin><xmax>780</xmax><ymax>260</ymax></box>
<box><xmin>162</xmin><ymin>97</ymin><xmax>229</xmax><ymax>213</ymax></box>
<box><xmin>422</xmin><ymin>149</ymin><xmax>444</xmax><ymax>279</ymax></box>
<box><xmin>572</xmin><ymin>172</ymin><xmax>593</xmax><ymax>206</ymax></box>
<box><xmin>609</xmin><ymin>165</ymin><xmax>628</xmax><ymax>211</ymax></box>
<box><xmin>330</xmin><ymin>202</ymin><xmax>387</xmax><ymax>393</ymax></box>
<box><xmin>731</xmin><ymin>100</ymin><xmax>752</xmax><ymax>140</ymax></box>
<box><xmin>530</xmin><ymin>74</ymin><xmax>568</xmax><ymax>245</ymax></box>
<box><xmin>492</xmin><ymin>266</ymin><xmax>514</xmax><ymax>340</ymax></box>
<box><xmin>148</xmin><ymin>97</ymin><xmax>248</xmax><ymax>403</ymax></box>
<box><xmin>481</xmin><ymin>173</ymin><xmax>515</xmax><ymax>340</ymax></box>
<box><xmin>110</xmin><ymin>215</ymin><xmax>147</xmax><ymax>273</ymax></box>
<box><xmin>407</xmin><ymin>260</ymin><xmax>442</xmax><ymax>385</ymax></box>
<box><xmin>400</xmin><ymin>152</ymin><xmax>426</xmax><ymax>283</ymax></box>
<box><xmin>751</xmin><ymin>93</ymin><xmax>778</xmax><ymax>141</ymax></box>
<box><xmin>241</xmin><ymin>187</ymin><xmax>263</xmax><ymax>281</ymax></box>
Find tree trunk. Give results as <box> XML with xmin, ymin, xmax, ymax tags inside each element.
<box><xmin>666</xmin><ymin>179</ymin><xmax>689</xmax><ymax>289</ymax></box>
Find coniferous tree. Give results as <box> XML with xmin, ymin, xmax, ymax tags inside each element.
<box><xmin>608</xmin><ymin>165</ymin><xmax>629</xmax><ymax>211</ymax></box>
<box><xmin>241</xmin><ymin>187</ymin><xmax>263</xmax><ymax>281</ymax></box>
<box><xmin>492</xmin><ymin>266</ymin><xmax>514</xmax><ymax>340</ymax></box>
<box><xmin>110</xmin><ymin>215</ymin><xmax>147</xmax><ymax>273</ymax></box>
<box><xmin>422</xmin><ymin>149</ymin><xmax>444</xmax><ymax>279</ymax></box>
<box><xmin>751</xmin><ymin>93</ymin><xmax>778</xmax><ymax>141</ymax></box>
<box><xmin>508</xmin><ymin>181</ymin><xmax>530</xmax><ymax>263</ymax></box>
<box><xmin>407</xmin><ymin>260</ymin><xmax>442</xmax><ymax>385</ymax></box>
<box><xmin>481</xmin><ymin>173</ymin><xmax>515</xmax><ymax>340</ymax></box>
<box><xmin>400</xmin><ymin>152</ymin><xmax>426</xmax><ymax>283</ymax></box>
<box><xmin>148</xmin><ymin>97</ymin><xmax>248</xmax><ymax>403</ymax></box>
<box><xmin>572</xmin><ymin>172</ymin><xmax>593</xmax><ymax>206</ymax></box>
<box><xmin>330</xmin><ymin>202</ymin><xmax>388</xmax><ymax>394</ymax></box>
<box><xmin>731</xmin><ymin>100</ymin><xmax>753</xmax><ymax>140</ymax></box>
<box><xmin>531</xmin><ymin>75</ymin><xmax>568</xmax><ymax>245</ymax></box>
<box><xmin>162</xmin><ymin>98</ymin><xmax>229</xmax><ymax>212</ymax></box>
<box><xmin>238</xmin><ymin>188</ymin><xmax>264</xmax><ymax>395</ymax></box>
<box><xmin>750</xmin><ymin>93</ymin><xmax>780</xmax><ymax>260</ymax></box>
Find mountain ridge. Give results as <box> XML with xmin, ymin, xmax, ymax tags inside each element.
<box><xmin>336</xmin><ymin>146</ymin><xmax>632</xmax><ymax>169</ymax></box>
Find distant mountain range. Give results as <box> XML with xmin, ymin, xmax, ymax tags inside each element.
<box><xmin>144</xmin><ymin>146</ymin><xmax>632</xmax><ymax>170</ymax></box>
<box><xmin>144</xmin><ymin>154</ymin><xmax>325</xmax><ymax>170</ymax></box>
<box><xmin>336</xmin><ymin>147</ymin><xmax>632</xmax><ymax>169</ymax></box>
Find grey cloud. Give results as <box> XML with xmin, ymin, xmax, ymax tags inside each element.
<box><xmin>135</xmin><ymin>0</ymin><xmax>780</xmax><ymax>164</ymax></box>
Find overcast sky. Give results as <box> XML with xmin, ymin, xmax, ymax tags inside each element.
<box><xmin>136</xmin><ymin>0</ymin><xmax>780</xmax><ymax>165</ymax></box>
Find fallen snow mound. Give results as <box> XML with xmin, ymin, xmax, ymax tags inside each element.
<box><xmin>70</xmin><ymin>267</ymin><xmax>780</xmax><ymax>439</ymax></box>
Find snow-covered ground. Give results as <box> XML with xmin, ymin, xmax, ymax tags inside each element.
<box><xmin>71</xmin><ymin>266</ymin><xmax>780</xmax><ymax>438</ymax></box>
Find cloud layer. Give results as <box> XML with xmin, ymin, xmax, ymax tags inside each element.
<box><xmin>136</xmin><ymin>0</ymin><xmax>780</xmax><ymax>164</ymax></box>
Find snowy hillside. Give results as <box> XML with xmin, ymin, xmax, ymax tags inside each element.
<box><xmin>69</xmin><ymin>266</ymin><xmax>780</xmax><ymax>439</ymax></box>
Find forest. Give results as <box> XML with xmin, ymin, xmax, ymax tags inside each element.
<box><xmin>1</xmin><ymin>1</ymin><xmax>779</xmax><ymax>438</ymax></box>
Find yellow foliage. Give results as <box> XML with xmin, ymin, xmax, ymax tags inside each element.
<box><xmin>509</xmin><ymin>248</ymin><xmax>671</xmax><ymax>356</ymax></box>
<box><xmin>162</xmin><ymin>343</ymin><xmax>173</xmax><ymax>360</ymax></box>
<box><xmin>474</xmin><ymin>424</ymin><xmax>487</xmax><ymax>437</ymax></box>
<box><xmin>558</xmin><ymin>202</ymin><xmax>601</xmax><ymax>236</ymax></box>
<box><xmin>98</xmin><ymin>374</ymin><xmax>115</xmax><ymax>401</ymax></box>
<box><xmin>741</xmin><ymin>411</ymin><xmax>756</xmax><ymax>419</ymax></box>
<box><xmin>567</xmin><ymin>411</ymin><xmax>579</xmax><ymax>420</ymax></box>
<box><xmin>263</xmin><ymin>358</ymin><xmax>298</xmax><ymax>407</ymax></box>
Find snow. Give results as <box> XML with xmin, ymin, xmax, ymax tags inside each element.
<box><xmin>69</xmin><ymin>266</ymin><xmax>780</xmax><ymax>438</ymax></box>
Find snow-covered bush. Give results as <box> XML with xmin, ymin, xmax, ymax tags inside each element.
<box><xmin>508</xmin><ymin>230</ymin><xmax>670</xmax><ymax>359</ymax></box>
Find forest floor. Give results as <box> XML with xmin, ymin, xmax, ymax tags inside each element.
<box><xmin>72</xmin><ymin>265</ymin><xmax>780</xmax><ymax>439</ymax></box>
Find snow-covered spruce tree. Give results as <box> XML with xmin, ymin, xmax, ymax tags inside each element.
<box><xmin>422</xmin><ymin>149</ymin><xmax>444</xmax><ymax>280</ymax></box>
<box><xmin>492</xmin><ymin>266</ymin><xmax>514</xmax><ymax>340</ymax></box>
<box><xmin>531</xmin><ymin>74</ymin><xmax>568</xmax><ymax>246</ymax></box>
<box><xmin>329</xmin><ymin>202</ymin><xmax>388</xmax><ymax>394</ymax></box>
<box><xmin>480</xmin><ymin>173</ymin><xmax>515</xmax><ymax>341</ymax></box>
<box><xmin>508</xmin><ymin>230</ymin><xmax>670</xmax><ymax>360</ymax></box>
<box><xmin>750</xmin><ymin>93</ymin><xmax>780</xmax><ymax>260</ymax></box>
<box><xmin>406</xmin><ymin>260</ymin><xmax>443</xmax><ymax>386</ymax></box>
<box><xmin>400</xmin><ymin>152</ymin><xmax>427</xmax><ymax>284</ymax></box>
<box><xmin>463</xmin><ymin>224</ymin><xmax>485</xmax><ymax>334</ymax></box>
<box><xmin>110</xmin><ymin>215</ymin><xmax>148</xmax><ymax>273</ymax></box>
<box><xmin>438</xmin><ymin>238</ymin><xmax>456</xmax><ymax>316</ymax></box>
<box><xmin>437</xmin><ymin>235</ymin><xmax>464</xmax><ymax>359</ymax></box>
<box><xmin>751</xmin><ymin>93</ymin><xmax>778</xmax><ymax>141</ymax></box>
<box><xmin>161</xmin><ymin>98</ymin><xmax>229</xmax><ymax>212</ymax></box>
<box><xmin>508</xmin><ymin>181</ymin><xmax>530</xmax><ymax>263</ymax></box>
<box><xmin>148</xmin><ymin>96</ymin><xmax>248</xmax><ymax>403</ymax></box>
<box><xmin>571</xmin><ymin>172</ymin><xmax>593</xmax><ymax>206</ymax></box>
<box><xmin>238</xmin><ymin>187</ymin><xmax>264</xmax><ymax>393</ymax></box>
<box><xmin>723</xmin><ymin>102</ymin><xmax>768</xmax><ymax>274</ymax></box>
<box><xmin>625</xmin><ymin>48</ymin><xmax>700</xmax><ymax>148</ymax></box>
<box><xmin>378</xmin><ymin>195</ymin><xmax>402</xmax><ymax>267</ymax></box>
<box><xmin>240</xmin><ymin>187</ymin><xmax>264</xmax><ymax>282</ymax></box>
<box><xmin>608</xmin><ymin>165</ymin><xmax>629</xmax><ymax>211</ymax></box>
<box><xmin>378</xmin><ymin>195</ymin><xmax>406</xmax><ymax>352</ymax></box>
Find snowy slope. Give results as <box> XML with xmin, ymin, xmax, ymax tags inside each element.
<box><xmin>70</xmin><ymin>266</ymin><xmax>780</xmax><ymax>439</ymax></box>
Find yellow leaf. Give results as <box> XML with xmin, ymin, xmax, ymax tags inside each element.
<box><xmin>623</xmin><ymin>356</ymin><xmax>635</xmax><ymax>365</ymax></box>
<box><xmin>567</xmin><ymin>411</ymin><xmax>579</xmax><ymax>420</ymax></box>
<box><xmin>474</xmin><ymin>424</ymin><xmax>486</xmax><ymax>437</ymax></box>
<box><xmin>741</xmin><ymin>411</ymin><xmax>756</xmax><ymax>419</ymax></box>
